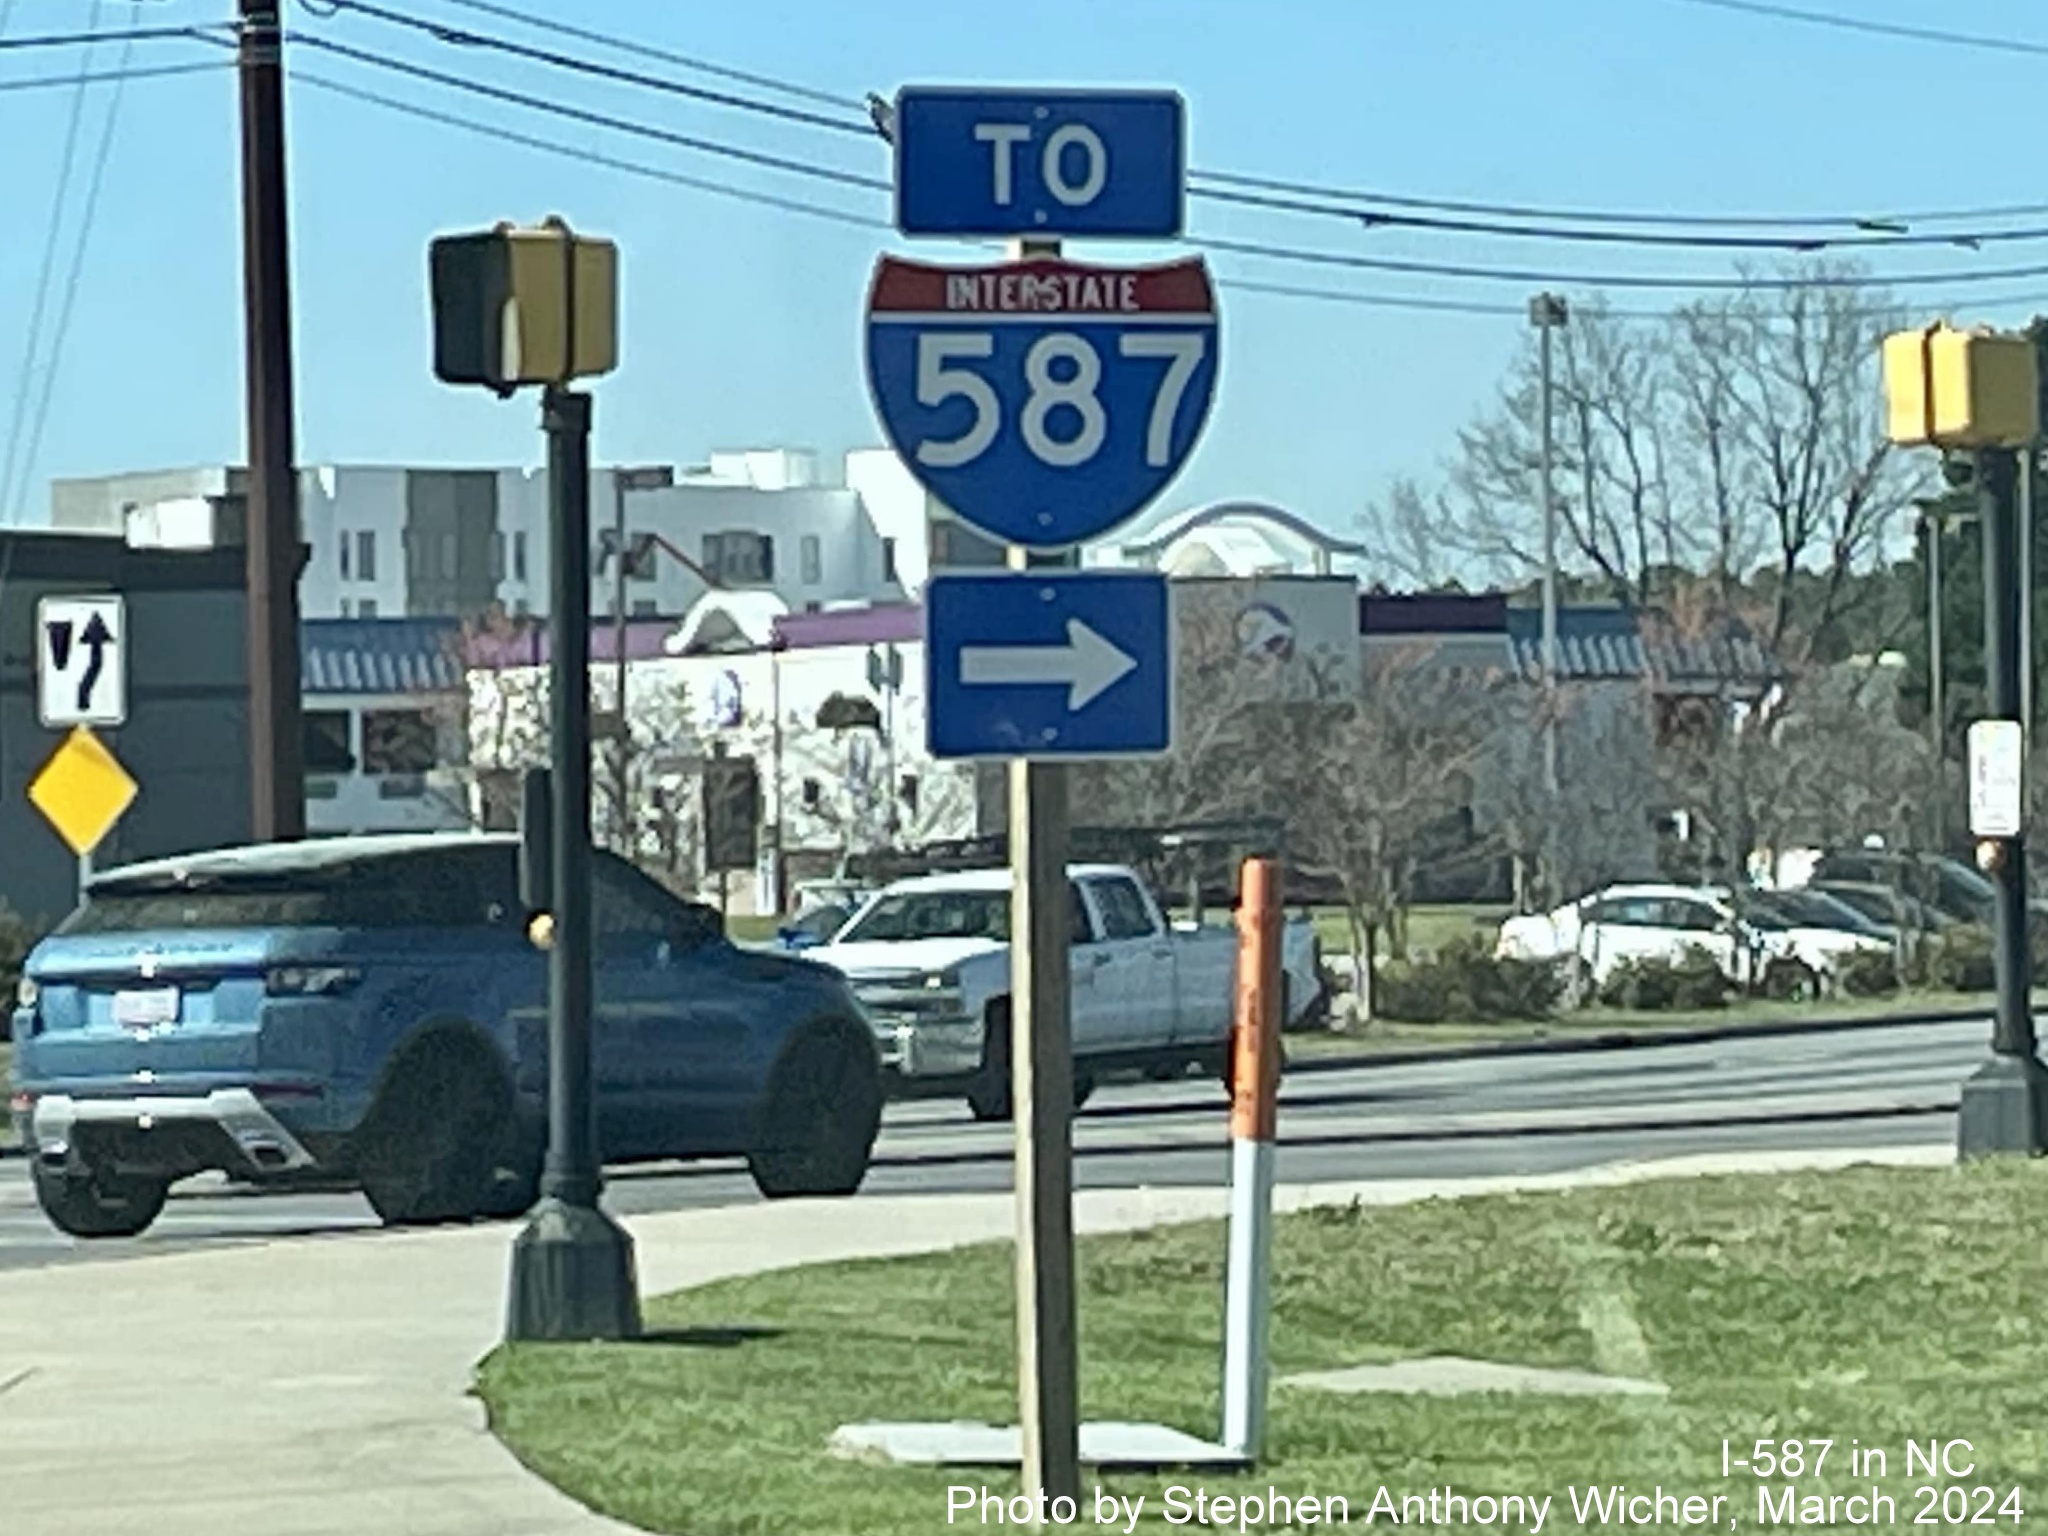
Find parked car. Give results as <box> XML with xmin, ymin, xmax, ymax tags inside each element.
<box><xmin>1738</xmin><ymin>887</ymin><xmax>1898</xmax><ymax>947</ymax></box>
<box><xmin>810</xmin><ymin>864</ymin><xmax>1323</xmax><ymax>1120</ymax></box>
<box><xmin>7</xmin><ymin>834</ymin><xmax>883</xmax><ymax>1239</ymax></box>
<box><xmin>1806</xmin><ymin>849</ymin><xmax>2013</xmax><ymax>925</ymax></box>
<box><xmin>1495</xmin><ymin>882</ymin><xmax>1891</xmax><ymax>999</ymax></box>
<box><xmin>1807</xmin><ymin>879</ymin><xmax>1954</xmax><ymax>939</ymax></box>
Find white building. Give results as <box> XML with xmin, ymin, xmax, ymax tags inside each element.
<box><xmin>49</xmin><ymin>449</ymin><xmax>917</xmax><ymax>624</ymax></box>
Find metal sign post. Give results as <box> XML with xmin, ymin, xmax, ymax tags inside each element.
<box><xmin>867</xmin><ymin>86</ymin><xmax>1209</xmax><ymax>1505</ymax></box>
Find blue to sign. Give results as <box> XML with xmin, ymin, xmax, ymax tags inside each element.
<box><xmin>894</xmin><ymin>87</ymin><xmax>1184</xmax><ymax>239</ymax></box>
<box><xmin>865</xmin><ymin>254</ymin><xmax>1220</xmax><ymax>549</ymax></box>
<box><xmin>926</xmin><ymin>572</ymin><xmax>1172</xmax><ymax>760</ymax></box>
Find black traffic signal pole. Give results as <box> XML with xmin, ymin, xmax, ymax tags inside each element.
<box><xmin>506</xmin><ymin>385</ymin><xmax>642</xmax><ymax>1341</ymax></box>
<box><xmin>1957</xmin><ymin>446</ymin><xmax>2048</xmax><ymax>1157</ymax></box>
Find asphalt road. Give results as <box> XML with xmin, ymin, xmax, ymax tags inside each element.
<box><xmin>0</xmin><ymin>1016</ymin><xmax>1986</xmax><ymax>1274</ymax></box>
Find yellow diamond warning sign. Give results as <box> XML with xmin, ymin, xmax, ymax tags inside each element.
<box><xmin>29</xmin><ymin>725</ymin><xmax>138</xmax><ymax>857</ymax></box>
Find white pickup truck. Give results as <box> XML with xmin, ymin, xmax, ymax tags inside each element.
<box><xmin>812</xmin><ymin>863</ymin><xmax>1325</xmax><ymax>1119</ymax></box>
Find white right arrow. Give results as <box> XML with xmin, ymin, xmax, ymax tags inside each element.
<box><xmin>959</xmin><ymin>618</ymin><xmax>1138</xmax><ymax>712</ymax></box>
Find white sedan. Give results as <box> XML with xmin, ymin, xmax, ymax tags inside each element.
<box><xmin>1495</xmin><ymin>882</ymin><xmax>1892</xmax><ymax>998</ymax></box>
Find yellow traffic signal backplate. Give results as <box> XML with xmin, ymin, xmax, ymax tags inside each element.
<box><xmin>28</xmin><ymin>725</ymin><xmax>138</xmax><ymax>857</ymax></box>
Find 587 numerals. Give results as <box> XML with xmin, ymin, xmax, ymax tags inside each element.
<box><xmin>912</xmin><ymin>330</ymin><xmax>1209</xmax><ymax>472</ymax></box>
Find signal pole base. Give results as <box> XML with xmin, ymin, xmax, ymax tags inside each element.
<box><xmin>505</xmin><ymin>1197</ymin><xmax>642</xmax><ymax>1342</ymax></box>
<box><xmin>1957</xmin><ymin>1054</ymin><xmax>2048</xmax><ymax>1159</ymax></box>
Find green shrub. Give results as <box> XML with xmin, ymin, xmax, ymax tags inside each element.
<box><xmin>0</xmin><ymin>900</ymin><xmax>34</xmax><ymax>1005</ymax></box>
<box><xmin>1836</xmin><ymin>948</ymin><xmax>1901</xmax><ymax>997</ymax></box>
<box><xmin>1371</xmin><ymin>936</ymin><xmax>1563</xmax><ymax>1024</ymax></box>
<box><xmin>1597</xmin><ymin>948</ymin><xmax>1732</xmax><ymax>1012</ymax></box>
<box><xmin>1927</xmin><ymin>926</ymin><xmax>1996</xmax><ymax>993</ymax></box>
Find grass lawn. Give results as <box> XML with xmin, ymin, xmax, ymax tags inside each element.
<box><xmin>477</xmin><ymin>1161</ymin><xmax>2048</xmax><ymax>1536</ymax></box>
<box><xmin>1283</xmin><ymin>988</ymin><xmax>2002</xmax><ymax>1061</ymax></box>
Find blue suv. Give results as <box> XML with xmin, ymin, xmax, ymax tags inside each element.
<box><xmin>7</xmin><ymin>833</ymin><xmax>882</xmax><ymax>1238</ymax></box>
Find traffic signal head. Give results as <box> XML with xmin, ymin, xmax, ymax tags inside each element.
<box><xmin>1882</xmin><ymin>322</ymin><xmax>2038</xmax><ymax>449</ymax></box>
<box><xmin>430</xmin><ymin>218</ymin><xmax>617</xmax><ymax>394</ymax></box>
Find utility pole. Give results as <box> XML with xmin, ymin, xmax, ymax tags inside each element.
<box><xmin>237</xmin><ymin>0</ymin><xmax>304</xmax><ymax>842</ymax></box>
<box><xmin>609</xmin><ymin>465</ymin><xmax>673</xmax><ymax>852</ymax></box>
<box><xmin>1530</xmin><ymin>293</ymin><xmax>1568</xmax><ymax>908</ymax></box>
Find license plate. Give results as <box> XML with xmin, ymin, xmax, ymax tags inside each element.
<box><xmin>112</xmin><ymin>987</ymin><xmax>180</xmax><ymax>1029</ymax></box>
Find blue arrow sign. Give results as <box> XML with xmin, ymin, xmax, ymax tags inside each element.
<box><xmin>865</xmin><ymin>255</ymin><xmax>1220</xmax><ymax>549</ymax></box>
<box><xmin>893</xmin><ymin>87</ymin><xmax>1185</xmax><ymax>239</ymax></box>
<box><xmin>926</xmin><ymin>572</ymin><xmax>1172</xmax><ymax>759</ymax></box>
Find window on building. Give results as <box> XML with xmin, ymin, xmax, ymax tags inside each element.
<box><xmin>702</xmin><ymin>530</ymin><xmax>774</xmax><ymax>585</ymax></box>
<box><xmin>362</xmin><ymin>709</ymin><xmax>436</xmax><ymax>774</ymax></box>
<box><xmin>491</xmin><ymin>532</ymin><xmax>505</xmax><ymax>582</ymax></box>
<box><xmin>632</xmin><ymin>599</ymin><xmax>658</xmax><ymax>617</ymax></box>
<box><xmin>356</xmin><ymin>598</ymin><xmax>377</xmax><ymax>618</ymax></box>
<box><xmin>339</xmin><ymin>531</ymin><xmax>351</xmax><ymax>580</ymax></box>
<box><xmin>513</xmin><ymin>531</ymin><xmax>528</xmax><ymax>582</ymax></box>
<box><xmin>356</xmin><ymin>530</ymin><xmax>376</xmax><ymax>582</ymax></box>
<box><xmin>303</xmin><ymin>710</ymin><xmax>354</xmax><ymax>774</ymax></box>
<box><xmin>441</xmin><ymin>532</ymin><xmax>458</xmax><ymax>578</ymax></box>
<box><xmin>882</xmin><ymin>537</ymin><xmax>898</xmax><ymax>584</ymax></box>
<box><xmin>801</xmin><ymin>534</ymin><xmax>822</xmax><ymax>585</ymax></box>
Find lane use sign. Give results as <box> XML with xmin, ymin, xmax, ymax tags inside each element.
<box><xmin>37</xmin><ymin>594</ymin><xmax>127</xmax><ymax>729</ymax></box>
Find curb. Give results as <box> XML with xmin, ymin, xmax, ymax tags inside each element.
<box><xmin>1283</xmin><ymin>1003</ymin><xmax>1990</xmax><ymax>1078</ymax></box>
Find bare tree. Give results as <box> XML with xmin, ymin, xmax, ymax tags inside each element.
<box><xmin>1375</xmin><ymin>302</ymin><xmax>1684</xmax><ymax>599</ymax></box>
<box><xmin>1669</xmin><ymin>265</ymin><xmax>1927</xmax><ymax>657</ymax></box>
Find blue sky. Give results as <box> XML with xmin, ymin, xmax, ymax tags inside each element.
<box><xmin>6</xmin><ymin>0</ymin><xmax>2048</xmax><ymax>544</ymax></box>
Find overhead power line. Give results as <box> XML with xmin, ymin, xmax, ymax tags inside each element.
<box><xmin>425</xmin><ymin>0</ymin><xmax>869</xmax><ymax>112</ymax></box>
<box><xmin>1665</xmin><ymin>0</ymin><xmax>2048</xmax><ymax>59</ymax></box>
<box><xmin>275</xmin><ymin>28</ymin><xmax>2048</xmax><ymax>295</ymax></box>
<box><xmin>1198</xmin><ymin>183</ymin><xmax>2048</xmax><ymax>252</ymax></box>
<box><xmin>3</xmin><ymin>0</ymin><xmax>103</xmax><ymax>518</ymax></box>
<box><xmin>316</xmin><ymin>0</ymin><xmax>873</xmax><ymax>137</ymax></box>
<box><xmin>0</xmin><ymin>57</ymin><xmax>228</xmax><ymax>92</ymax></box>
<box><xmin>305</xmin><ymin>0</ymin><xmax>2048</xmax><ymax>240</ymax></box>
<box><xmin>0</xmin><ymin>23</ymin><xmax>219</xmax><ymax>52</ymax></box>
<box><xmin>294</xmin><ymin>67</ymin><xmax>886</xmax><ymax>229</ymax></box>
<box><xmin>17</xmin><ymin>7</ymin><xmax>139</xmax><ymax>510</ymax></box>
<box><xmin>287</xmin><ymin>31</ymin><xmax>890</xmax><ymax>192</ymax></box>
<box><xmin>284</xmin><ymin>55</ymin><xmax>2048</xmax><ymax>325</ymax></box>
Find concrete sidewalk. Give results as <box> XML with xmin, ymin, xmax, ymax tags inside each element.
<box><xmin>0</xmin><ymin>1143</ymin><xmax>1951</xmax><ymax>1536</ymax></box>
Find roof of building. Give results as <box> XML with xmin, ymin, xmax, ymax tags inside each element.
<box><xmin>667</xmin><ymin>591</ymin><xmax>790</xmax><ymax>655</ymax></box>
<box><xmin>772</xmin><ymin>602</ymin><xmax>922</xmax><ymax>651</ymax></box>
<box><xmin>302</xmin><ymin>618</ymin><xmax>468</xmax><ymax>694</ymax></box>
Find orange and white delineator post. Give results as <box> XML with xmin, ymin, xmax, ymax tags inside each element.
<box><xmin>1222</xmin><ymin>856</ymin><xmax>1284</xmax><ymax>1460</ymax></box>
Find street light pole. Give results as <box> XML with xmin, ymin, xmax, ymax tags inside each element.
<box><xmin>1530</xmin><ymin>293</ymin><xmax>1569</xmax><ymax>908</ymax></box>
<box><xmin>1925</xmin><ymin>504</ymin><xmax>1947</xmax><ymax>853</ymax></box>
<box><xmin>607</xmin><ymin>465</ymin><xmax>674</xmax><ymax>854</ymax></box>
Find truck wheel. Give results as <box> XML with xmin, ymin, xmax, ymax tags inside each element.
<box><xmin>750</xmin><ymin>1024</ymin><xmax>883</xmax><ymax>1199</ymax></box>
<box><xmin>967</xmin><ymin>1006</ymin><xmax>1092</xmax><ymax>1120</ymax></box>
<box><xmin>356</xmin><ymin>1031</ymin><xmax>512</xmax><ymax>1226</ymax></box>
<box><xmin>967</xmin><ymin>1004</ymin><xmax>1014</xmax><ymax>1122</ymax></box>
<box><xmin>31</xmin><ymin>1160</ymin><xmax>169</xmax><ymax>1239</ymax></box>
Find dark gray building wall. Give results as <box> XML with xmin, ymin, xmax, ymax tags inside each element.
<box><xmin>0</xmin><ymin>533</ymin><xmax>250</xmax><ymax>930</ymax></box>
<box><xmin>403</xmin><ymin>470</ymin><xmax>500</xmax><ymax>618</ymax></box>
